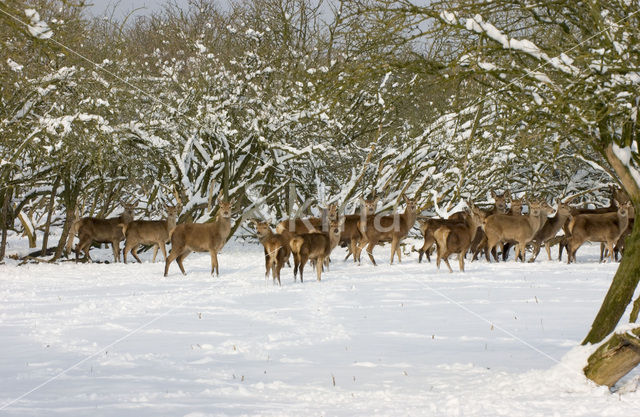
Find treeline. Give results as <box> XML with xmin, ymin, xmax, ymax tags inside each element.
<box><xmin>0</xmin><ymin>0</ymin><xmax>621</xmax><ymax>261</ymax></box>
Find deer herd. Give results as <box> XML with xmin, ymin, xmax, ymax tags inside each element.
<box><xmin>64</xmin><ymin>187</ymin><xmax>635</xmax><ymax>284</ymax></box>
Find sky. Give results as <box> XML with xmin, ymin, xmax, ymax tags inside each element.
<box><xmin>85</xmin><ymin>0</ymin><xmax>230</xmax><ymax>20</ymax></box>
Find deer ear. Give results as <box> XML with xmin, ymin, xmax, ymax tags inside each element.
<box><xmin>491</xmin><ymin>190</ymin><xmax>497</xmax><ymax>198</ymax></box>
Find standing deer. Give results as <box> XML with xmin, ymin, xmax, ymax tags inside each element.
<box><xmin>74</xmin><ymin>203</ymin><xmax>136</xmax><ymax>263</ymax></box>
<box><xmin>471</xmin><ymin>190</ymin><xmax>510</xmax><ymax>261</ymax></box>
<box><xmin>164</xmin><ymin>198</ymin><xmax>232</xmax><ymax>276</ymax></box>
<box><xmin>415</xmin><ymin>212</ymin><xmax>466</xmax><ymax>263</ymax></box>
<box><xmin>558</xmin><ymin>186</ymin><xmax>630</xmax><ymax>260</ymax></box>
<box><xmin>358</xmin><ymin>194</ymin><xmax>418</xmax><ymax>265</ymax></box>
<box><xmin>252</xmin><ymin>220</ymin><xmax>290</xmax><ymax>286</ymax></box>
<box><xmin>483</xmin><ymin>200</ymin><xmax>549</xmax><ymax>263</ymax></box>
<box><xmin>276</xmin><ymin>204</ymin><xmax>338</xmax><ymax>237</ymax></box>
<box><xmin>434</xmin><ymin>204</ymin><xmax>485</xmax><ymax>273</ymax></box>
<box><xmin>290</xmin><ymin>219</ymin><xmax>343</xmax><ymax>282</ymax></box>
<box><xmin>122</xmin><ymin>205</ymin><xmax>179</xmax><ymax>263</ymax></box>
<box><xmin>599</xmin><ymin>218</ymin><xmax>634</xmax><ymax>262</ymax></box>
<box><xmin>527</xmin><ymin>201</ymin><xmax>572</xmax><ymax>262</ymax></box>
<box><xmin>566</xmin><ymin>200</ymin><xmax>632</xmax><ymax>263</ymax></box>
<box><xmin>341</xmin><ymin>197</ymin><xmax>379</xmax><ymax>263</ymax></box>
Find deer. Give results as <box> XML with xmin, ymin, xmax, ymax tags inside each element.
<box><xmin>558</xmin><ymin>186</ymin><xmax>631</xmax><ymax>260</ymax></box>
<box><xmin>415</xmin><ymin>211</ymin><xmax>466</xmax><ymax>263</ymax></box>
<box><xmin>121</xmin><ymin>205</ymin><xmax>180</xmax><ymax>264</ymax></box>
<box><xmin>275</xmin><ymin>204</ymin><xmax>338</xmax><ymax>262</ymax></box>
<box><xmin>74</xmin><ymin>202</ymin><xmax>136</xmax><ymax>263</ymax></box>
<box><xmin>483</xmin><ymin>200</ymin><xmax>550</xmax><ymax>263</ymax></box>
<box><xmin>252</xmin><ymin>220</ymin><xmax>290</xmax><ymax>286</ymax></box>
<box><xmin>164</xmin><ymin>197</ymin><xmax>232</xmax><ymax>276</ymax></box>
<box><xmin>434</xmin><ymin>204</ymin><xmax>485</xmax><ymax>273</ymax></box>
<box><xmin>276</xmin><ymin>204</ymin><xmax>338</xmax><ymax>237</ymax></box>
<box><xmin>527</xmin><ymin>201</ymin><xmax>572</xmax><ymax>262</ymax></box>
<box><xmin>599</xmin><ymin>218</ymin><xmax>634</xmax><ymax>262</ymax></box>
<box><xmin>290</xmin><ymin>218</ymin><xmax>343</xmax><ymax>282</ymax></box>
<box><xmin>341</xmin><ymin>197</ymin><xmax>379</xmax><ymax>263</ymax></box>
<box><xmin>358</xmin><ymin>194</ymin><xmax>418</xmax><ymax>266</ymax></box>
<box><xmin>566</xmin><ymin>200</ymin><xmax>632</xmax><ymax>264</ymax></box>
<box><xmin>470</xmin><ymin>190</ymin><xmax>510</xmax><ymax>261</ymax></box>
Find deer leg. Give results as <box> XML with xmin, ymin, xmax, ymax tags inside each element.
<box><xmin>293</xmin><ymin>253</ymin><xmax>300</xmax><ymax>282</ymax></box>
<box><xmin>435</xmin><ymin>243</ymin><xmax>441</xmax><ymax>270</ymax></box>
<box><xmin>76</xmin><ymin>236</ymin><xmax>92</xmax><ymax>262</ymax></box>
<box><xmin>443</xmin><ymin>255</ymin><xmax>453</xmax><ymax>273</ymax></box>
<box><xmin>176</xmin><ymin>251</ymin><xmax>190</xmax><ymax>275</ymax></box>
<box><xmin>264</xmin><ymin>248</ymin><xmax>270</xmax><ymax>279</ymax></box>
<box><xmin>607</xmin><ymin>242</ymin><xmax>615</xmax><ymax>263</ymax></box>
<box><xmin>458</xmin><ymin>250</ymin><xmax>465</xmax><ymax>272</ymax></box>
<box><xmin>299</xmin><ymin>254</ymin><xmax>308</xmax><ymax>283</ymax></box>
<box><xmin>545</xmin><ymin>242</ymin><xmax>552</xmax><ymax>261</ymax></box>
<box><xmin>599</xmin><ymin>243</ymin><xmax>606</xmax><ymax>263</ymax></box>
<box><xmin>210</xmin><ymin>250</ymin><xmax>219</xmax><ymax>276</ymax></box>
<box><xmin>274</xmin><ymin>261</ymin><xmax>282</xmax><ymax>286</ymax></box>
<box><xmin>316</xmin><ymin>256</ymin><xmax>323</xmax><ymax>281</ymax></box>
<box><xmin>131</xmin><ymin>246</ymin><xmax>143</xmax><ymax>264</ymax></box>
<box><xmin>347</xmin><ymin>239</ymin><xmax>355</xmax><ymax>262</ymax></box>
<box><xmin>366</xmin><ymin>240</ymin><xmax>378</xmax><ymax>266</ymax></box>
<box><xmin>159</xmin><ymin>243</ymin><xmax>167</xmax><ymax>262</ymax></box>
<box><xmin>164</xmin><ymin>250</ymin><xmax>179</xmax><ymax>276</ymax></box>
<box><xmin>528</xmin><ymin>242</ymin><xmax>540</xmax><ymax>263</ymax></box>
<box><xmin>151</xmin><ymin>244</ymin><xmax>159</xmax><ymax>263</ymax></box>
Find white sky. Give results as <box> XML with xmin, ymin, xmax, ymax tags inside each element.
<box><xmin>85</xmin><ymin>0</ymin><xmax>231</xmax><ymax>20</ymax></box>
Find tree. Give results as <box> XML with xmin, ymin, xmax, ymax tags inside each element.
<box><xmin>348</xmin><ymin>0</ymin><xmax>640</xmax><ymax>384</ymax></box>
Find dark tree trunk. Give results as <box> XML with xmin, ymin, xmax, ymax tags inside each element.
<box><xmin>582</xmin><ymin>217</ymin><xmax>640</xmax><ymax>344</ymax></box>
<box><xmin>41</xmin><ymin>177</ymin><xmax>60</xmax><ymax>257</ymax></box>
<box><xmin>0</xmin><ymin>187</ymin><xmax>11</xmax><ymax>262</ymax></box>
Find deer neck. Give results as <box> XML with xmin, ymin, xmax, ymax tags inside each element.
<box><xmin>618</xmin><ymin>210</ymin><xmax>629</xmax><ymax>233</ymax></box>
<box><xmin>167</xmin><ymin>214</ymin><xmax>177</xmax><ymax>232</ymax></box>
<box><xmin>527</xmin><ymin>210</ymin><xmax>545</xmax><ymax>233</ymax></box>
<box><xmin>401</xmin><ymin>207</ymin><xmax>417</xmax><ymax>232</ymax></box>
<box><xmin>215</xmin><ymin>214</ymin><xmax>232</xmax><ymax>235</ymax></box>
<box><xmin>259</xmin><ymin>227</ymin><xmax>274</xmax><ymax>242</ymax></box>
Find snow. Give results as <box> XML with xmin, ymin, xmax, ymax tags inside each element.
<box><xmin>612</xmin><ymin>143</ymin><xmax>640</xmax><ymax>189</ymax></box>
<box><xmin>24</xmin><ymin>9</ymin><xmax>53</xmax><ymax>40</ymax></box>
<box><xmin>7</xmin><ymin>59</ymin><xmax>23</xmax><ymax>72</ymax></box>
<box><xmin>1</xmin><ymin>233</ymin><xmax>639</xmax><ymax>415</ymax></box>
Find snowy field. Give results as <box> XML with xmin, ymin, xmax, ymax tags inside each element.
<box><xmin>1</xmin><ymin>234</ymin><xmax>639</xmax><ymax>416</ymax></box>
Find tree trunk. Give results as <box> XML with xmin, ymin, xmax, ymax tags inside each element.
<box><xmin>584</xmin><ymin>327</ymin><xmax>640</xmax><ymax>387</ymax></box>
<box><xmin>0</xmin><ymin>187</ymin><xmax>9</xmax><ymax>261</ymax></box>
<box><xmin>582</xmin><ymin>218</ymin><xmax>640</xmax><ymax>344</ymax></box>
<box><xmin>630</xmin><ymin>295</ymin><xmax>640</xmax><ymax>324</ymax></box>
<box><xmin>41</xmin><ymin>177</ymin><xmax>60</xmax><ymax>256</ymax></box>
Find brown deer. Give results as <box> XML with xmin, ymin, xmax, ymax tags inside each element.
<box><xmin>358</xmin><ymin>194</ymin><xmax>418</xmax><ymax>266</ymax></box>
<box><xmin>558</xmin><ymin>186</ymin><xmax>631</xmax><ymax>260</ymax></box>
<box><xmin>164</xmin><ymin>198</ymin><xmax>232</xmax><ymax>276</ymax></box>
<box><xmin>527</xmin><ymin>201</ymin><xmax>572</xmax><ymax>262</ymax></box>
<box><xmin>74</xmin><ymin>203</ymin><xmax>136</xmax><ymax>263</ymax></box>
<box><xmin>341</xmin><ymin>197</ymin><xmax>379</xmax><ymax>263</ymax></box>
<box><xmin>483</xmin><ymin>200</ymin><xmax>549</xmax><ymax>263</ymax></box>
<box><xmin>122</xmin><ymin>206</ymin><xmax>180</xmax><ymax>264</ymax></box>
<box><xmin>415</xmin><ymin>211</ymin><xmax>466</xmax><ymax>263</ymax></box>
<box><xmin>471</xmin><ymin>190</ymin><xmax>510</xmax><ymax>261</ymax></box>
<box><xmin>276</xmin><ymin>204</ymin><xmax>338</xmax><ymax>236</ymax></box>
<box><xmin>599</xmin><ymin>218</ymin><xmax>634</xmax><ymax>262</ymax></box>
<box><xmin>566</xmin><ymin>200</ymin><xmax>632</xmax><ymax>263</ymax></box>
<box><xmin>252</xmin><ymin>220</ymin><xmax>290</xmax><ymax>286</ymax></box>
<box><xmin>290</xmin><ymin>219</ymin><xmax>343</xmax><ymax>282</ymax></box>
<box><xmin>434</xmin><ymin>204</ymin><xmax>485</xmax><ymax>272</ymax></box>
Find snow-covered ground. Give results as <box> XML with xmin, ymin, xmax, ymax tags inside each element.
<box><xmin>1</xmin><ymin>233</ymin><xmax>639</xmax><ymax>416</ymax></box>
